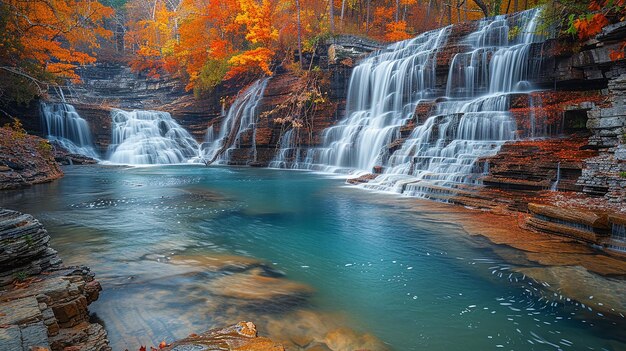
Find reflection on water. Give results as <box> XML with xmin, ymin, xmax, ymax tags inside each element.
<box><xmin>0</xmin><ymin>165</ymin><xmax>624</xmax><ymax>351</ymax></box>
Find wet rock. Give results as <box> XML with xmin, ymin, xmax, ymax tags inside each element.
<box><xmin>163</xmin><ymin>322</ymin><xmax>284</xmax><ymax>351</ymax></box>
<box><xmin>0</xmin><ymin>128</ymin><xmax>63</xmax><ymax>190</ymax></box>
<box><xmin>578</xmin><ymin>74</ymin><xmax>626</xmax><ymax>203</ymax></box>
<box><xmin>167</xmin><ymin>253</ymin><xmax>265</xmax><ymax>273</ymax></box>
<box><xmin>0</xmin><ymin>208</ymin><xmax>111</xmax><ymax>351</ymax></box>
<box><xmin>205</xmin><ymin>268</ymin><xmax>313</xmax><ymax>303</ymax></box>
<box><xmin>516</xmin><ymin>265</ymin><xmax>626</xmax><ymax>316</ymax></box>
<box><xmin>262</xmin><ymin>310</ymin><xmax>389</xmax><ymax>351</ymax></box>
<box><xmin>0</xmin><ymin>208</ymin><xmax>62</xmax><ymax>287</ymax></box>
<box><xmin>346</xmin><ymin>173</ymin><xmax>378</xmax><ymax>185</ymax></box>
<box><xmin>324</xmin><ymin>328</ymin><xmax>388</xmax><ymax>351</ymax></box>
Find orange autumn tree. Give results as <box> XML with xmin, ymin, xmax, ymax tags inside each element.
<box><xmin>0</xmin><ymin>0</ymin><xmax>113</xmax><ymax>105</ymax></box>
<box><xmin>225</xmin><ymin>0</ymin><xmax>281</xmax><ymax>78</ymax></box>
<box><xmin>125</xmin><ymin>0</ymin><xmax>285</xmax><ymax>93</ymax></box>
<box><xmin>565</xmin><ymin>0</ymin><xmax>626</xmax><ymax>60</ymax></box>
<box><xmin>175</xmin><ymin>0</ymin><xmax>242</xmax><ymax>91</ymax></box>
<box><xmin>125</xmin><ymin>0</ymin><xmax>183</xmax><ymax>78</ymax></box>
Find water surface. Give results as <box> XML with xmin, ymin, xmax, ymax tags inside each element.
<box><xmin>1</xmin><ymin>165</ymin><xmax>624</xmax><ymax>350</ymax></box>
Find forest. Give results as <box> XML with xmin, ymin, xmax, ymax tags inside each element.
<box><xmin>2</xmin><ymin>1</ymin><xmax>626</xmax><ymax>351</ymax></box>
<box><xmin>2</xmin><ymin>0</ymin><xmax>623</xmax><ymax>108</ymax></box>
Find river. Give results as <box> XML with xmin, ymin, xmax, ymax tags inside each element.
<box><xmin>1</xmin><ymin>165</ymin><xmax>624</xmax><ymax>350</ymax></box>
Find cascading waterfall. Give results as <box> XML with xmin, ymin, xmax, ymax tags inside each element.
<box><xmin>107</xmin><ymin>109</ymin><xmax>199</xmax><ymax>164</ymax></box>
<box><xmin>198</xmin><ymin>78</ymin><xmax>268</xmax><ymax>165</ymax></box>
<box><xmin>39</xmin><ymin>102</ymin><xmax>99</xmax><ymax>158</ymax></box>
<box><xmin>269</xmin><ymin>129</ymin><xmax>309</xmax><ymax>169</ymax></box>
<box><xmin>282</xmin><ymin>9</ymin><xmax>544</xmax><ymax>199</ymax></box>
<box><xmin>300</xmin><ymin>27</ymin><xmax>450</xmax><ymax>173</ymax></box>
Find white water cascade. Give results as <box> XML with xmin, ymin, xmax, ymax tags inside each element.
<box><xmin>276</xmin><ymin>9</ymin><xmax>544</xmax><ymax>199</ymax></box>
<box><xmin>107</xmin><ymin>109</ymin><xmax>199</xmax><ymax>164</ymax></box>
<box><xmin>39</xmin><ymin>102</ymin><xmax>99</xmax><ymax>158</ymax></box>
<box><xmin>198</xmin><ymin>78</ymin><xmax>268</xmax><ymax>165</ymax></box>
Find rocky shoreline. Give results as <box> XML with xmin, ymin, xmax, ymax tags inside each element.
<box><xmin>0</xmin><ymin>208</ymin><xmax>110</xmax><ymax>351</ymax></box>
<box><xmin>0</xmin><ymin>207</ymin><xmax>384</xmax><ymax>351</ymax></box>
<box><xmin>0</xmin><ymin>128</ymin><xmax>64</xmax><ymax>190</ymax></box>
<box><xmin>0</xmin><ymin>207</ymin><xmax>292</xmax><ymax>351</ymax></box>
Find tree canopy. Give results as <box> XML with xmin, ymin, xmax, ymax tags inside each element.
<box><xmin>1</xmin><ymin>0</ymin><xmax>624</xmax><ymax>105</ymax></box>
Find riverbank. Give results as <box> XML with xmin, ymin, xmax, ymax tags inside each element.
<box><xmin>0</xmin><ymin>206</ymin><xmax>296</xmax><ymax>351</ymax></box>
<box><xmin>0</xmin><ymin>127</ymin><xmax>63</xmax><ymax>190</ymax></box>
<box><xmin>0</xmin><ymin>208</ymin><xmax>110</xmax><ymax>351</ymax></box>
<box><xmin>1</xmin><ymin>165</ymin><xmax>623</xmax><ymax>350</ymax></box>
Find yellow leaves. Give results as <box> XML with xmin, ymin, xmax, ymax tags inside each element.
<box><xmin>227</xmin><ymin>47</ymin><xmax>274</xmax><ymax>78</ymax></box>
<box><xmin>235</xmin><ymin>0</ymin><xmax>279</xmax><ymax>45</ymax></box>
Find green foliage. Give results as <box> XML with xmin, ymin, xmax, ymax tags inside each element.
<box><xmin>508</xmin><ymin>26</ymin><xmax>521</xmax><ymax>41</ymax></box>
<box><xmin>4</xmin><ymin>118</ymin><xmax>27</xmax><ymax>139</ymax></box>
<box><xmin>38</xmin><ymin>140</ymin><xmax>53</xmax><ymax>157</ymax></box>
<box><xmin>620</xmin><ymin>171</ymin><xmax>626</xmax><ymax>178</ymax></box>
<box><xmin>194</xmin><ymin>58</ymin><xmax>231</xmax><ymax>97</ymax></box>
<box><xmin>14</xmin><ymin>271</ymin><xmax>28</xmax><ymax>282</ymax></box>
<box><xmin>536</xmin><ymin>0</ymin><xmax>589</xmax><ymax>37</ymax></box>
<box><xmin>304</xmin><ymin>32</ymin><xmax>333</xmax><ymax>53</ymax></box>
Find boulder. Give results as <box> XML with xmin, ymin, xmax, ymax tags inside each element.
<box><xmin>163</xmin><ymin>322</ymin><xmax>284</xmax><ymax>351</ymax></box>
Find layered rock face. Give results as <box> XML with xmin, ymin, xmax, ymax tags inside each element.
<box><xmin>0</xmin><ymin>128</ymin><xmax>63</xmax><ymax>190</ymax></box>
<box><xmin>578</xmin><ymin>74</ymin><xmax>626</xmax><ymax>201</ymax></box>
<box><xmin>0</xmin><ymin>208</ymin><xmax>111</xmax><ymax>351</ymax></box>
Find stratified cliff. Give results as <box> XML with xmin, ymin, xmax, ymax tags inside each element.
<box><xmin>0</xmin><ymin>208</ymin><xmax>110</xmax><ymax>351</ymax></box>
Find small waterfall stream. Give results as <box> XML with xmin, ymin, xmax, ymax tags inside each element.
<box><xmin>107</xmin><ymin>109</ymin><xmax>199</xmax><ymax>164</ymax></box>
<box><xmin>39</xmin><ymin>102</ymin><xmax>99</xmax><ymax>158</ymax></box>
<box><xmin>198</xmin><ymin>78</ymin><xmax>268</xmax><ymax>165</ymax></box>
<box><xmin>550</xmin><ymin>162</ymin><xmax>561</xmax><ymax>191</ymax></box>
<box><xmin>274</xmin><ymin>9</ymin><xmax>544</xmax><ymax>199</ymax></box>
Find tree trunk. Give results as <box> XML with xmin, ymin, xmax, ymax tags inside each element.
<box><xmin>472</xmin><ymin>0</ymin><xmax>490</xmax><ymax>17</ymax></box>
<box><xmin>395</xmin><ymin>0</ymin><xmax>400</xmax><ymax>22</ymax></box>
<box><xmin>296</xmin><ymin>0</ymin><xmax>303</xmax><ymax>69</ymax></box>
<box><xmin>514</xmin><ymin>0</ymin><xmax>518</xmax><ymax>12</ymax></box>
<box><xmin>329</xmin><ymin>0</ymin><xmax>335</xmax><ymax>33</ymax></box>
<box><xmin>365</xmin><ymin>0</ymin><xmax>372</xmax><ymax>33</ymax></box>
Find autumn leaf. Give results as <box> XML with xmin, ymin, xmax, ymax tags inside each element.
<box><xmin>158</xmin><ymin>341</ymin><xmax>169</xmax><ymax>349</ymax></box>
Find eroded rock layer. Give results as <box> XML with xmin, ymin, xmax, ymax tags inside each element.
<box><xmin>0</xmin><ymin>208</ymin><xmax>110</xmax><ymax>351</ymax></box>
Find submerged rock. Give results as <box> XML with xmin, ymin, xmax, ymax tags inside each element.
<box><xmin>205</xmin><ymin>267</ymin><xmax>313</xmax><ymax>303</ymax></box>
<box><xmin>261</xmin><ymin>310</ymin><xmax>390</xmax><ymax>351</ymax></box>
<box><xmin>168</xmin><ymin>254</ymin><xmax>265</xmax><ymax>273</ymax></box>
<box><xmin>163</xmin><ymin>322</ymin><xmax>284</xmax><ymax>351</ymax></box>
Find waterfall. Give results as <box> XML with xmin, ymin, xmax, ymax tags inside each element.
<box><xmin>269</xmin><ymin>129</ymin><xmax>308</xmax><ymax>169</ymax></box>
<box><xmin>287</xmin><ymin>9</ymin><xmax>544</xmax><ymax>199</ymax></box>
<box><xmin>198</xmin><ymin>78</ymin><xmax>268</xmax><ymax>165</ymax></box>
<box><xmin>301</xmin><ymin>27</ymin><xmax>450</xmax><ymax>173</ymax></box>
<box><xmin>107</xmin><ymin>109</ymin><xmax>199</xmax><ymax>164</ymax></box>
<box><xmin>39</xmin><ymin>102</ymin><xmax>99</xmax><ymax>158</ymax></box>
<box><xmin>550</xmin><ymin>162</ymin><xmax>561</xmax><ymax>191</ymax></box>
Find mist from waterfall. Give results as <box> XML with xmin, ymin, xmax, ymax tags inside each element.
<box><xmin>273</xmin><ymin>9</ymin><xmax>545</xmax><ymax>199</ymax></box>
<box><xmin>107</xmin><ymin>109</ymin><xmax>199</xmax><ymax>164</ymax></box>
<box><xmin>39</xmin><ymin>102</ymin><xmax>99</xmax><ymax>158</ymax></box>
<box><xmin>197</xmin><ymin>78</ymin><xmax>268</xmax><ymax>165</ymax></box>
